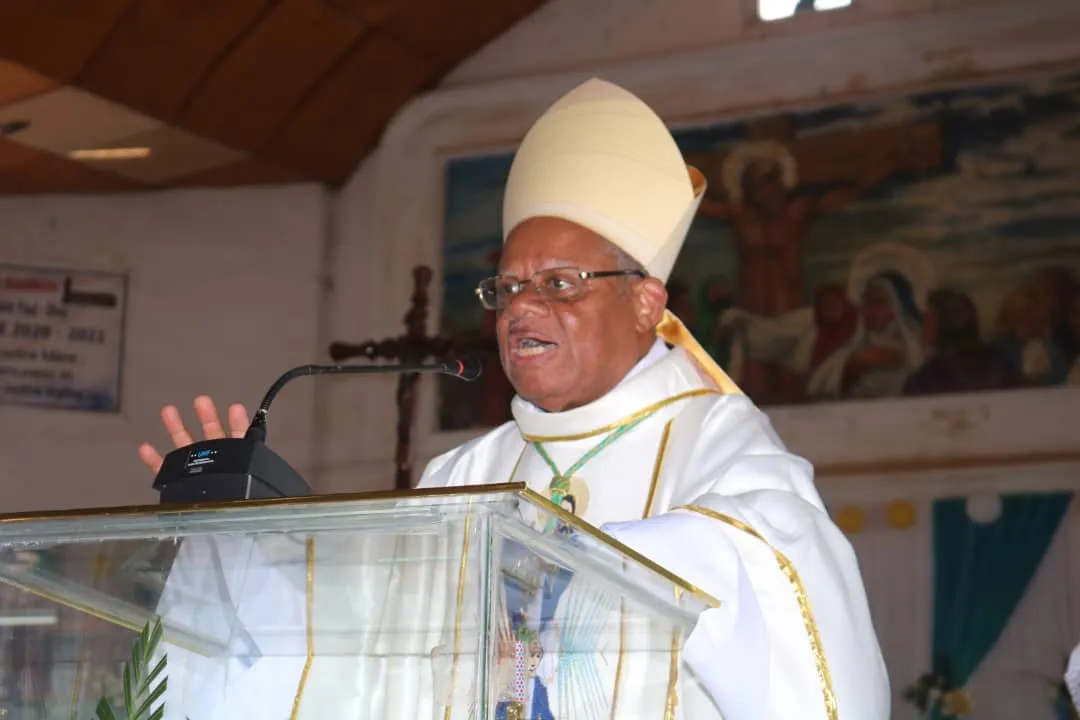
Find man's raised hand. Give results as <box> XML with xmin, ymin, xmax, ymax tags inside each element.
<box><xmin>137</xmin><ymin>396</ymin><xmax>250</xmax><ymax>474</ymax></box>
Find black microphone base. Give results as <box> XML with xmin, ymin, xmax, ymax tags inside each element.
<box><xmin>152</xmin><ymin>438</ymin><xmax>312</xmax><ymax>504</ymax></box>
<box><xmin>156</xmin><ymin>473</ymin><xmax>297</xmax><ymax>504</ymax></box>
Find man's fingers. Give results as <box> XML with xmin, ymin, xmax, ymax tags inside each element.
<box><xmin>161</xmin><ymin>405</ymin><xmax>195</xmax><ymax>448</ymax></box>
<box><xmin>194</xmin><ymin>395</ymin><xmax>226</xmax><ymax>439</ymax></box>
<box><xmin>138</xmin><ymin>443</ymin><xmax>164</xmax><ymax>474</ymax></box>
<box><xmin>228</xmin><ymin>403</ymin><xmax>250</xmax><ymax>438</ymax></box>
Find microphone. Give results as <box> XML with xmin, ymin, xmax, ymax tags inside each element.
<box><xmin>152</xmin><ymin>356</ymin><xmax>482</xmax><ymax>505</ymax></box>
<box><xmin>245</xmin><ymin>356</ymin><xmax>481</xmax><ymax>442</ymax></box>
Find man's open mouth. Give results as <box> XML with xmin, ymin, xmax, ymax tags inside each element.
<box><xmin>513</xmin><ymin>337</ymin><xmax>557</xmax><ymax>357</ymax></box>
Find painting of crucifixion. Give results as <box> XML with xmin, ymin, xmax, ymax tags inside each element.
<box><xmin>436</xmin><ymin>68</ymin><xmax>1080</xmax><ymax>430</ymax></box>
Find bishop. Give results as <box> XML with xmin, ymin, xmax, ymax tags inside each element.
<box><xmin>139</xmin><ymin>78</ymin><xmax>890</xmax><ymax>719</ymax></box>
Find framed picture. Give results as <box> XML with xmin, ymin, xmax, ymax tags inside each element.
<box><xmin>366</xmin><ymin>2</ymin><xmax>1080</xmax><ymax>473</ymax></box>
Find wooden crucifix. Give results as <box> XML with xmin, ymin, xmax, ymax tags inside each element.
<box><xmin>327</xmin><ymin>265</ymin><xmax>497</xmax><ymax>490</ymax></box>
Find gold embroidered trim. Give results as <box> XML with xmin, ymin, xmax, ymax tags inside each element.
<box><xmin>664</xmin><ymin>626</ymin><xmax>682</xmax><ymax>720</ymax></box>
<box><xmin>443</xmin><ymin>514</ymin><xmax>473</xmax><ymax>720</ymax></box>
<box><xmin>675</xmin><ymin>504</ymin><xmax>838</xmax><ymax>720</ymax></box>
<box><xmin>665</xmin><ymin>587</ymin><xmax>685</xmax><ymax>720</ymax></box>
<box><xmin>609</xmin><ymin>601</ymin><xmax>627</xmax><ymax>720</ymax></box>
<box><xmin>653</xmin><ymin>425</ymin><xmax>679</xmax><ymax>718</ymax></box>
<box><xmin>507</xmin><ymin>444</ymin><xmax>528</xmax><ymax>485</ymax></box>
<box><xmin>519</xmin><ymin>389</ymin><xmax>718</xmax><ymax>443</ymax></box>
<box><xmin>289</xmin><ymin>537</ymin><xmax>316</xmax><ymax>720</ymax></box>
<box><xmin>642</xmin><ymin>420</ymin><xmax>673</xmax><ymax>519</ymax></box>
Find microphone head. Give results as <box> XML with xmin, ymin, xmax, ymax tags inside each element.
<box><xmin>442</xmin><ymin>355</ymin><xmax>483</xmax><ymax>382</ymax></box>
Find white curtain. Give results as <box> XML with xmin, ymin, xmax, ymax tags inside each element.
<box><xmin>839</xmin><ymin>498</ymin><xmax>1079</xmax><ymax>719</ymax></box>
<box><xmin>966</xmin><ymin>505</ymin><xmax>1080</xmax><ymax>719</ymax></box>
<box><xmin>845</xmin><ymin>503</ymin><xmax>933</xmax><ymax>719</ymax></box>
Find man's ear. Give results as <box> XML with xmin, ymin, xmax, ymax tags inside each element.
<box><xmin>635</xmin><ymin>278</ymin><xmax>668</xmax><ymax>332</ymax></box>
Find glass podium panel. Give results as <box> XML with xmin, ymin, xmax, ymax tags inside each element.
<box><xmin>0</xmin><ymin>483</ymin><xmax>722</xmax><ymax>720</ymax></box>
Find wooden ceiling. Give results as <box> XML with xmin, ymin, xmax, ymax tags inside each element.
<box><xmin>0</xmin><ymin>0</ymin><xmax>546</xmax><ymax>195</ymax></box>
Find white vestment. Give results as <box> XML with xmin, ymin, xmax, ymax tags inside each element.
<box><xmin>418</xmin><ymin>343</ymin><xmax>890</xmax><ymax>719</ymax></box>
<box><xmin>152</xmin><ymin>343</ymin><xmax>888</xmax><ymax>719</ymax></box>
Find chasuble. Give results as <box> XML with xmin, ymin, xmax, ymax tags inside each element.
<box><xmin>416</xmin><ymin>342</ymin><xmax>891</xmax><ymax>719</ymax></box>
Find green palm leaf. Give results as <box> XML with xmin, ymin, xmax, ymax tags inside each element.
<box><xmin>94</xmin><ymin>698</ymin><xmax>119</xmax><ymax>720</ymax></box>
<box><xmin>94</xmin><ymin>617</ymin><xmax>169</xmax><ymax>720</ymax></box>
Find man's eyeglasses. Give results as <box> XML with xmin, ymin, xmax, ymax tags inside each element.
<box><xmin>475</xmin><ymin>267</ymin><xmax>646</xmax><ymax>311</ymax></box>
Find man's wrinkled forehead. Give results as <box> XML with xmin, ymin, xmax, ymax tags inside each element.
<box><xmin>499</xmin><ymin>216</ymin><xmax>613</xmax><ymax>272</ymax></box>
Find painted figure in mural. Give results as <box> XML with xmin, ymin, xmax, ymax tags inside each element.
<box><xmin>138</xmin><ymin>79</ymin><xmax>889</xmax><ymax>719</ymax></box>
<box><xmin>993</xmin><ymin>285</ymin><xmax>1069</xmax><ymax>386</ymax></box>
<box><xmin>806</xmin><ymin>270</ymin><xmax>927</xmax><ymax>399</ymax></box>
<box><xmin>901</xmin><ymin>289</ymin><xmax>1023</xmax><ymax>396</ymax></box>
<box><xmin>807</xmin><ymin>285</ymin><xmax>859</xmax><ymax>381</ymax></box>
<box><xmin>1037</xmin><ymin>266</ymin><xmax>1080</xmax><ymax>360</ymax></box>
<box><xmin>696</xmin><ymin>140</ymin><xmax>896</xmax><ymax>403</ymax></box>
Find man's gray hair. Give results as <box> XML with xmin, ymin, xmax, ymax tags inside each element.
<box><xmin>600</xmin><ymin>240</ymin><xmax>648</xmax><ymax>296</ymax></box>
<box><xmin>603</xmin><ymin>240</ymin><xmax>646</xmax><ymax>274</ymax></box>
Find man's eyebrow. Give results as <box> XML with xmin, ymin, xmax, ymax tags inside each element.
<box><xmin>497</xmin><ymin>260</ymin><xmax>578</xmax><ymax>276</ymax></box>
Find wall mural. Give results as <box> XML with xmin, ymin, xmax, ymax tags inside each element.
<box><xmin>437</xmin><ymin>69</ymin><xmax>1080</xmax><ymax>430</ymax></box>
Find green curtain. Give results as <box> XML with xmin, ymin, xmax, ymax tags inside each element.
<box><xmin>931</xmin><ymin>492</ymin><xmax>1073</xmax><ymax>698</ymax></box>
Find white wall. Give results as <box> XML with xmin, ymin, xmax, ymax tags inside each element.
<box><xmin>0</xmin><ymin>184</ymin><xmax>326</xmax><ymax>512</ymax></box>
<box><xmin>325</xmin><ymin>0</ymin><xmax>1080</xmax><ymax>493</ymax></box>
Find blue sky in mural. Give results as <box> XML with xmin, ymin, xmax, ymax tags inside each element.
<box><xmin>440</xmin><ymin>71</ymin><xmax>1080</xmax><ymax>335</ymax></box>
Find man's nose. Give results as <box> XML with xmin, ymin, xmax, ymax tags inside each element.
<box><xmin>503</xmin><ymin>283</ymin><xmax>550</xmax><ymax>317</ymax></box>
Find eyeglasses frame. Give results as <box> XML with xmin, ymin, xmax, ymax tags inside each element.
<box><xmin>474</xmin><ymin>267</ymin><xmax>648</xmax><ymax>311</ymax></box>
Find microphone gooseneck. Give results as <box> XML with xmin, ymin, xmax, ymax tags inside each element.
<box><xmin>153</xmin><ymin>355</ymin><xmax>480</xmax><ymax>504</ymax></box>
<box><xmin>244</xmin><ymin>356</ymin><xmax>482</xmax><ymax>443</ymax></box>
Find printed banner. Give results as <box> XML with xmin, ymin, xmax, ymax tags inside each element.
<box><xmin>0</xmin><ymin>264</ymin><xmax>127</xmax><ymax>412</ymax></box>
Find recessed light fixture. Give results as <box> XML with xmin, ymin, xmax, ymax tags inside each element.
<box><xmin>69</xmin><ymin>147</ymin><xmax>152</xmax><ymax>161</ymax></box>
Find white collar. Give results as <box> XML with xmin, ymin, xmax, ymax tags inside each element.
<box><xmin>618</xmin><ymin>337</ymin><xmax>670</xmax><ymax>387</ymax></box>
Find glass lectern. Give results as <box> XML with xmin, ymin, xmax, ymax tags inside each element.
<box><xmin>0</xmin><ymin>483</ymin><xmax>721</xmax><ymax>719</ymax></box>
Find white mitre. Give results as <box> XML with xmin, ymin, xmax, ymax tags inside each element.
<box><xmin>502</xmin><ymin>77</ymin><xmax>704</xmax><ymax>283</ymax></box>
<box><xmin>501</xmin><ymin>77</ymin><xmax>741</xmax><ymax>394</ymax></box>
